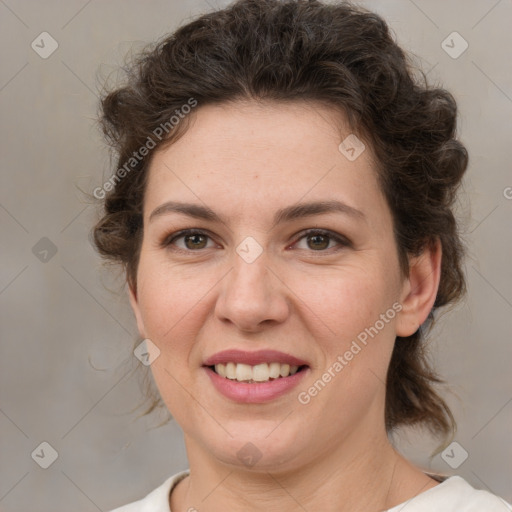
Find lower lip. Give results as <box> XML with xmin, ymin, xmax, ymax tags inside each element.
<box><xmin>203</xmin><ymin>366</ymin><xmax>309</xmax><ymax>403</ymax></box>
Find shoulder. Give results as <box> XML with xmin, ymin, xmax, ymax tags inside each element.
<box><xmin>388</xmin><ymin>475</ymin><xmax>512</xmax><ymax>512</ymax></box>
<box><xmin>108</xmin><ymin>470</ymin><xmax>190</xmax><ymax>512</ymax></box>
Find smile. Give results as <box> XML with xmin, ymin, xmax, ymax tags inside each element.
<box><xmin>202</xmin><ymin>349</ymin><xmax>310</xmax><ymax>403</ymax></box>
<box><xmin>210</xmin><ymin>362</ymin><xmax>304</xmax><ymax>382</ymax></box>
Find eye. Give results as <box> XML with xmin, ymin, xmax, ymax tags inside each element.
<box><xmin>162</xmin><ymin>229</ymin><xmax>217</xmax><ymax>251</ymax></box>
<box><xmin>161</xmin><ymin>228</ymin><xmax>351</xmax><ymax>253</ymax></box>
<box><xmin>293</xmin><ymin>229</ymin><xmax>351</xmax><ymax>252</ymax></box>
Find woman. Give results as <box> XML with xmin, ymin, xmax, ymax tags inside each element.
<box><xmin>93</xmin><ymin>0</ymin><xmax>511</xmax><ymax>510</ymax></box>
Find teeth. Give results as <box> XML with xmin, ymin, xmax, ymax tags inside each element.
<box><xmin>269</xmin><ymin>362</ymin><xmax>281</xmax><ymax>379</ymax></box>
<box><xmin>253</xmin><ymin>363</ymin><xmax>269</xmax><ymax>382</ymax></box>
<box><xmin>213</xmin><ymin>362</ymin><xmax>301</xmax><ymax>382</ymax></box>
<box><xmin>216</xmin><ymin>363</ymin><xmax>226</xmax><ymax>377</ymax></box>
<box><xmin>226</xmin><ymin>362</ymin><xmax>236</xmax><ymax>379</ymax></box>
<box><xmin>235</xmin><ymin>363</ymin><xmax>253</xmax><ymax>381</ymax></box>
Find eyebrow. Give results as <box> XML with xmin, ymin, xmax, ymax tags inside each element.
<box><xmin>149</xmin><ymin>199</ymin><xmax>365</xmax><ymax>227</ymax></box>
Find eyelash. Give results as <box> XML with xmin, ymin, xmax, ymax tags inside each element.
<box><xmin>160</xmin><ymin>228</ymin><xmax>351</xmax><ymax>254</ymax></box>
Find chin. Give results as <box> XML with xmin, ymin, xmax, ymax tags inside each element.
<box><xmin>202</xmin><ymin>425</ymin><xmax>307</xmax><ymax>472</ymax></box>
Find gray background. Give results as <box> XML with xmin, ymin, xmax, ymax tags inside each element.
<box><xmin>1</xmin><ymin>0</ymin><xmax>511</xmax><ymax>511</ymax></box>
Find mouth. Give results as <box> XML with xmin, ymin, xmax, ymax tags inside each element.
<box><xmin>207</xmin><ymin>362</ymin><xmax>308</xmax><ymax>383</ymax></box>
<box><xmin>202</xmin><ymin>349</ymin><xmax>310</xmax><ymax>403</ymax></box>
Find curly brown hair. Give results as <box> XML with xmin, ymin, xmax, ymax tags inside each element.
<box><xmin>92</xmin><ymin>0</ymin><xmax>468</xmax><ymax>443</ymax></box>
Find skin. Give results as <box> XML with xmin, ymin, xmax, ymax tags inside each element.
<box><xmin>129</xmin><ymin>100</ymin><xmax>442</xmax><ymax>512</ymax></box>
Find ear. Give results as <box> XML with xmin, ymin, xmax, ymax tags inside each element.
<box><xmin>395</xmin><ymin>238</ymin><xmax>442</xmax><ymax>337</ymax></box>
<box><xmin>128</xmin><ymin>280</ymin><xmax>147</xmax><ymax>339</ymax></box>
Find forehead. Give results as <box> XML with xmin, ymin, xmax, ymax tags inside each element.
<box><xmin>144</xmin><ymin>100</ymin><xmax>388</xmax><ymax>229</ymax></box>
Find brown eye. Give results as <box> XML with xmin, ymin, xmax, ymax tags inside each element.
<box><xmin>162</xmin><ymin>230</ymin><xmax>215</xmax><ymax>251</ymax></box>
<box><xmin>294</xmin><ymin>229</ymin><xmax>351</xmax><ymax>252</ymax></box>
<box><xmin>183</xmin><ymin>233</ymin><xmax>208</xmax><ymax>250</ymax></box>
<box><xmin>307</xmin><ymin>233</ymin><xmax>330</xmax><ymax>250</ymax></box>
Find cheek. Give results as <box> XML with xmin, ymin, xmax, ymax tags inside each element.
<box><xmin>136</xmin><ymin>255</ymin><xmax>212</xmax><ymax>339</ymax></box>
<box><xmin>290</xmin><ymin>261</ymin><xmax>398</xmax><ymax>338</ymax></box>
<box><xmin>294</xmin><ymin>263</ymin><xmax>400</xmax><ymax>408</ymax></box>
<box><xmin>135</xmin><ymin>261</ymin><xmax>212</xmax><ymax>414</ymax></box>
<box><xmin>294</xmin><ymin>269</ymin><xmax>398</xmax><ymax>423</ymax></box>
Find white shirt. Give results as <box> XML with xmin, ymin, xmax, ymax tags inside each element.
<box><xmin>109</xmin><ymin>470</ymin><xmax>512</xmax><ymax>512</ymax></box>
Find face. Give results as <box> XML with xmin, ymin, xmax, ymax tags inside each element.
<box><xmin>129</xmin><ymin>100</ymin><xmax>418</xmax><ymax>472</ymax></box>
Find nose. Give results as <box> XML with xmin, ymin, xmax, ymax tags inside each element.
<box><xmin>214</xmin><ymin>249</ymin><xmax>290</xmax><ymax>333</ymax></box>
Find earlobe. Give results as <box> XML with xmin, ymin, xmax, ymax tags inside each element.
<box><xmin>395</xmin><ymin>239</ymin><xmax>442</xmax><ymax>338</ymax></box>
<box><xmin>128</xmin><ymin>281</ymin><xmax>146</xmax><ymax>339</ymax></box>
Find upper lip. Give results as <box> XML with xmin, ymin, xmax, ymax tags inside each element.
<box><xmin>203</xmin><ymin>349</ymin><xmax>309</xmax><ymax>367</ymax></box>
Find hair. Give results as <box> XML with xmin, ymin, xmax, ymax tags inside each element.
<box><xmin>92</xmin><ymin>0</ymin><xmax>468</xmax><ymax>444</ymax></box>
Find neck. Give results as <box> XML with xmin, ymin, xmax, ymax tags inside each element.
<box><xmin>172</xmin><ymin>424</ymin><xmax>437</xmax><ymax>512</ymax></box>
